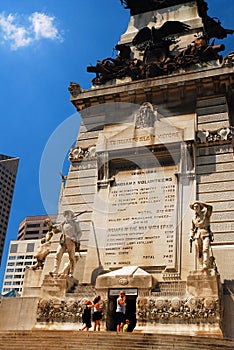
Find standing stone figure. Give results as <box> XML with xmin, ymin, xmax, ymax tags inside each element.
<box><xmin>189</xmin><ymin>201</ymin><xmax>213</xmax><ymax>270</ymax></box>
<box><xmin>30</xmin><ymin>218</ymin><xmax>59</xmax><ymax>270</ymax></box>
<box><xmin>50</xmin><ymin>210</ymin><xmax>82</xmax><ymax>277</ymax></box>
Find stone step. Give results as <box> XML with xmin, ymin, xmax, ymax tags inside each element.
<box><xmin>0</xmin><ymin>331</ymin><xmax>233</xmax><ymax>350</ymax></box>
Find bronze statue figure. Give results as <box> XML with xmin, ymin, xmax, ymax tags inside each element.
<box><xmin>132</xmin><ymin>21</ymin><xmax>190</xmax><ymax>49</ymax></box>
<box><xmin>87</xmin><ymin>1</ymin><xmax>233</xmax><ymax>85</ymax></box>
<box><xmin>120</xmin><ymin>0</ymin><xmax>190</xmax><ymax>15</ymax></box>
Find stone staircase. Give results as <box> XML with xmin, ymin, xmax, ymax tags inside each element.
<box><xmin>0</xmin><ymin>330</ymin><xmax>233</xmax><ymax>350</ymax></box>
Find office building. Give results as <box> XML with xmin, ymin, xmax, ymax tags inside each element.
<box><xmin>17</xmin><ymin>214</ymin><xmax>57</xmax><ymax>241</ymax></box>
<box><xmin>0</xmin><ymin>154</ymin><xmax>19</xmax><ymax>265</ymax></box>
<box><xmin>2</xmin><ymin>239</ymin><xmax>40</xmax><ymax>295</ymax></box>
<box><xmin>2</xmin><ymin>214</ymin><xmax>57</xmax><ymax>295</ymax></box>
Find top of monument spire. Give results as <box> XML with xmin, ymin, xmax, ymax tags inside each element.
<box><xmin>82</xmin><ymin>0</ymin><xmax>233</xmax><ymax>87</ymax></box>
<box><xmin>120</xmin><ymin>0</ymin><xmax>201</xmax><ymax>15</ymax></box>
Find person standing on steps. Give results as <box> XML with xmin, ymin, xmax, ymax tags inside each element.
<box><xmin>91</xmin><ymin>295</ymin><xmax>103</xmax><ymax>331</ymax></box>
<box><xmin>116</xmin><ymin>290</ymin><xmax>126</xmax><ymax>332</ymax></box>
<box><xmin>123</xmin><ymin>319</ymin><xmax>130</xmax><ymax>333</ymax></box>
<box><xmin>81</xmin><ymin>300</ymin><xmax>92</xmax><ymax>331</ymax></box>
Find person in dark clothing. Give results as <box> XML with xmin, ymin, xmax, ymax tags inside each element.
<box><xmin>81</xmin><ymin>300</ymin><xmax>92</xmax><ymax>331</ymax></box>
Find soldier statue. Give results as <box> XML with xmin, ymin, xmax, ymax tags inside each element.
<box><xmin>189</xmin><ymin>201</ymin><xmax>213</xmax><ymax>270</ymax></box>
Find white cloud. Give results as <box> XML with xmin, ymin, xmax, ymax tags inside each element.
<box><xmin>0</xmin><ymin>12</ymin><xmax>63</xmax><ymax>50</ymax></box>
<box><xmin>30</xmin><ymin>12</ymin><xmax>62</xmax><ymax>41</ymax></box>
<box><xmin>0</xmin><ymin>13</ymin><xmax>32</xmax><ymax>49</ymax></box>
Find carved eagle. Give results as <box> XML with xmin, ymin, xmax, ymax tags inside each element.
<box><xmin>132</xmin><ymin>21</ymin><xmax>190</xmax><ymax>47</ymax></box>
<box><xmin>204</xmin><ymin>16</ymin><xmax>234</xmax><ymax>40</ymax></box>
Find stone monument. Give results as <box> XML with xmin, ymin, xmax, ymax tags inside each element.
<box><xmin>0</xmin><ymin>0</ymin><xmax>233</xmax><ymax>338</ymax></box>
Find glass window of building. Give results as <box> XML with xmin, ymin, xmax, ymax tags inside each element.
<box><xmin>10</xmin><ymin>244</ymin><xmax>18</xmax><ymax>253</ymax></box>
<box><xmin>27</xmin><ymin>224</ymin><xmax>40</xmax><ymax>228</ymax></box>
<box><xmin>15</xmin><ymin>268</ymin><xmax>23</xmax><ymax>272</ymax></box>
<box><xmin>26</xmin><ymin>243</ymin><xmax>34</xmax><ymax>252</ymax></box>
<box><xmin>12</xmin><ymin>281</ymin><xmax>21</xmax><ymax>285</ymax></box>
<box><xmin>5</xmin><ymin>275</ymin><xmax>13</xmax><ymax>279</ymax></box>
<box><xmin>25</xmin><ymin>255</ymin><xmax>33</xmax><ymax>259</ymax></box>
<box><xmin>9</xmin><ymin>256</ymin><xmax>16</xmax><ymax>260</ymax></box>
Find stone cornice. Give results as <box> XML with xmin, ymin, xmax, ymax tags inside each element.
<box><xmin>70</xmin><ymin>65</ymin><xmax>234</xmax><ymax>111</ymax></box>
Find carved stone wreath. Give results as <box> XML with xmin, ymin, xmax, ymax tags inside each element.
<box><xmin>137</xmin><ymin>296</ymin><xmax>221</xmax><ymax>323</ymax></box>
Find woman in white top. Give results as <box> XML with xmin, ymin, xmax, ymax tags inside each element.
<box><xmin>91</xmin><ymin>295</ymin><xmax>102</xmax><ymax>331</ymax></box>
<box><xmin>116</xmin><ymin>290</ymin><xmax>126</xmax><ymax>332</ymax></box>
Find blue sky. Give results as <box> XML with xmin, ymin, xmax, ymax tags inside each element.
<box><xmin>0</xmin><ymin>0</ymin><xmax>233</xmax><ymax>289</ymax></box>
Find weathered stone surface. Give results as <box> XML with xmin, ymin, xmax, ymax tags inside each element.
<box><xmin>78</xmin><ymin>130</ymin><xmax>99</xmax><ymax>140</ymax></box>
<box><xmin>186</xmin><ymin>270</ymin><xmax>220</xmax><ymax>297</ymax></box>
<box><xmin>62</xmin><ymin>193</ymin><xmax>95</xmax><ymax>205</ymax></box>
<box><xmin>0</xmin><ymin>298</ymin><xmax>39</xmax><ymax>330</ymax></box>
<box><xmin>67</xmin><ymin>175</ymin><xmax>96</xmax><ymax>186</ymax></box>
<box><xmin>211</xmin><ymin>211</ymin><xmax>234</xmax><ymax>222</ymax></box>
<box><xmin>22</xmin><ymin>269</ymin><xmax>43</xmax><ymax>297</ymax></box>
<box><xmin>197</xmin><ymin>120</ymin><xmax>230</xmax><ymax>131</ymax></box>
<box><xmin>198</xmin><ymin>171</ymin><xmax>234</xmax><ymax>183</ymax></box>
<box><xmin>211</xmin><ymin>222</ymin><xmax>234</xmax><ymax>233</ymax></box>
<box><xmin>197</xmin><ymin>104</ymin><xmax>228</xmax><ymax>116</ymax></box>
<box><xmin>199</xmin><ymin>190</ymin><xmax>234</xmax><ymax>202</ymax></box>
<box><xmin>197</xmin><ymin>162</ymin><xmax>234</xmax><ymax>174</ymax></box>
<box><xmin>197</xmin><ymin>112</ymin><xmax>229</xmax><ymax>124</ymax></box>
<box><xmin>198</xmin><ymin>144</ymin><xmax>233</xmax><ymax>156</ymax></box>
<box><xmin>208</xmin><ymin>200</ymin><xmax>234</xmax><ymax>211</ymax></box>
<box><xmin>40</xmin><ymin>275</ymin><xmax>67</xmax><ymax>298</ymax></box>
<box><xmin>65</xmin><ymin>182</ymin><xmax>96</xmax><ymax>193</ymax></box>
<box><xmin>197</xmin><ymin>153</ymin><xmax>234</xmax><ymax>165</ymax></box>
<box><xmin>197</xmin><ymin>180</ymin><xmax>234</xmax><ymax>193</ymax></box>
<box><xmin>212</xmin><ymin>233</ymin><xmax>234</xmax><ymax>243</ymax></box>
<box><xmin>95</xmin><ymin>266</ymin><xmax>153</xmax><ymax>290</ymax></box>
<box><xmin>196</xmin><ymin>96</ymin><xmax>227</xmax><ymax>108</ymax></box>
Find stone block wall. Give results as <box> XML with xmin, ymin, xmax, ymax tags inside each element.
<box><xmin>196</xmin><ymin>95</ymin><xmax>234</xmax><ymax>338</ymax></box>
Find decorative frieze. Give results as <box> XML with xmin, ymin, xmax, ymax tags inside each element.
<box><xmin>37</xmin><ymin>297</ymin><xmax>83</xmax><ymax>323</ymax></box>
<box><xmin>196</xmin><ymin>127</ymin><xmax>233</xmax><ymax>144</ymax></box>
<box><xmin>137</xmin><ymin>296</ymin><xmax>221</xmax><ymax>323</ymax></box>
<box><xmin>37</xmin><ymin>297</ymin><xmax>107</xmax><ymax>323</ymax></box>
<box><xmin>69</xmin><ymin>145</ymin><xmax>97</xmax><ymax>163</ymax></box>
<box><xmin>222</xmin><ymin>51</ymin><xmax>234</xmax><ymax>68</ymax></box>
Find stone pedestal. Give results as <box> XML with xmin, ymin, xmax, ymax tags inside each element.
<box><xmin>40</xmin><ymin>274</ymin><xmax>78</xmax><ymax>298</ymax></box>
<box><xmin>136</xmin><ymin>269</ymin><xmax>223</xmax><ymax>337</ymax></box>
<box><xmin>187</xmin><ymin>269</ymin><xmax>221</xmax><ymax>297</ymax></box>
<box><xmin>22</xmin><ymin>269</ymin><xmax>44</xmax><ymax>297</ymax></box>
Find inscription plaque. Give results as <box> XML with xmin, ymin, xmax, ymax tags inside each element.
<box><xmin>95</xmin><ymin>165</ymin><xmax>179</xmax><ymax>270</ymax></box>
<box><xmin>88</xmin><ymin>112</ymin><xmax>195</xmax><ymax>277</ymax></box>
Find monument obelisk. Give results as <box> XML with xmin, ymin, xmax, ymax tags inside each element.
<box><xmin>1</xmin><ymin>0</ymin><xmax>233</xmax><ymax>337</ymax></box>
